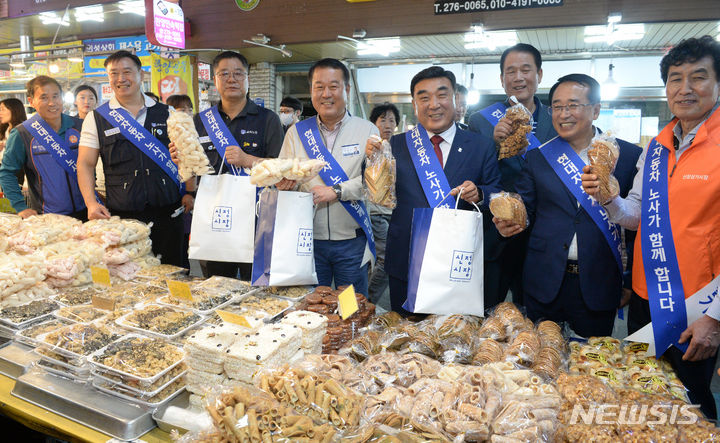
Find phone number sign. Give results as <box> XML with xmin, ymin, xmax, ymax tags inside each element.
<box><xmin>434</xmin><ymin>0</ymin><xmax>562</xmax><ymax>14</ymax></box>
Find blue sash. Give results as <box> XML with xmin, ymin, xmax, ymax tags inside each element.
<box><xmin>22</xmin><ymin>115</ymin><xmax>78</xmax><ymax>175</ymax></box>
<box><xmin>404</xmin><ymin>124</ymin><xmax>453</xmax><ymax>208</ymax></box>
<box><xmin>479</xmin><ymin>101</ymin><xmax>541</xmax><ymax>153</ymax></box>
<box><xmin>199</xmin><ymin>106</ymin><xmax>245</xmax><ymax>176</ymax></box>
<box><xmin>95</xmin><ymin>103</ymin><xmax>181</xmax><ymax>187</ymax></box>
<box><xmin>295</xmin><ymin>117</ymin><xmax>376</xmax><ymax>258</ymax></box>
<box><xmin>641</xmin><ymin>138</ymin><xmax>688</xmax><ymax>355</ymax></box>
<box><xmin>539</xmin><ymin>137</ymin><xmax>623</xmax><ymax>272</ymax></box>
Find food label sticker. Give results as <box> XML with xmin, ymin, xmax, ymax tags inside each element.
<box><xmin>216</xmin><ymin>310</ymin><xmax>251</xmax><ymax>328</ymax></box>
<box><xmin>337</xmin><ymin>285</ymin><xmax>359</xmax><ymax>320</ymax></box>
<box><xmin>92</xmin><ymin>294</ymin><xmax>116</xmax><ymax>311</ymax></box>
<box><xmin>167</xmin><ymin>280</ymin><xmax>194</xmax><ymax>301</ymax></box>
<box><xmin>91</xmin><ymin>266</ymin><xmax>112</xmax><ymax>286</ymax></box>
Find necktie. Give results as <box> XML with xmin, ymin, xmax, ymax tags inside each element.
<box><xmin>430</xmin><ymin>134</ymin><xmax>444</xmax><ymax>168</ymax></box>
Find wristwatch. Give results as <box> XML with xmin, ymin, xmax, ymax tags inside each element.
<box><xmin>332</xmin><ymin>184</ymin><xmax>343</xmax><ymax>201</ymax></box>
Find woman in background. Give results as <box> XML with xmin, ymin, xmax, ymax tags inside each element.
<box><xmin>73</xmin><ymin>85</ymin><xmax>97</xmax><ymax>120</ymax></box>
<box><xmin>0</xmin><ymin>98</ymin><xmax>28</xmax><ymax>191</ymax></box>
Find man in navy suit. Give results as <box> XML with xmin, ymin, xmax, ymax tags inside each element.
<box><xmin>469</xmin><ymin>43</ymin><xmax>557</xmax><ymax>309</ymax></box>
<box><xmin>368</xmin><ymin>66</ymin><xmax>501</xmax><ymax>315</ymax></box>
<box><xmin>494</xmin><ymin>74</ymin><xmax>641</xmax><ymax>336</ymax></box>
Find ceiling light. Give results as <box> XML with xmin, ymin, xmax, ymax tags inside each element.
<box><xmin>118</xmin><ymin>0</ymin><xmax>145</xmax><ymax>16</ymax></box>
<box><xmin>9</xmin><ymin>60</ymin><xmax>25</xmax><ymax>68</ymax></box>
<box><xmin>464</xmin><ymin>26</ymin><xmax>517</xmax><ymax>50</ymax></box>
<box><xmin>48</xmin><ymin>62</ymin><xmax>60</xmax><ymax>74</ymax></box>
<box><xmin>68</xmin><ymin>56</ymin><xmax>84</xmax><ymax>63</ymax></box>
<box><xmin>356</xmin><ymin>38</ymin><xmax>401</xmax><ymax>56</ymax></box>
<box><xmin>602</xmin><ymin>63</ymin><xmax>620</xmax><ymax>101</ymax></box>
<box><xmin>75</xmin><ymin>5</ymin><xmax>105</xmax><ymax>22</ymax></box>
<box><xmin>585</xmin><ymin>15</ymin><xmax>644</xmax><ymax>45</ymax></box>
<box><xmin>63</xmin><ymin>91</ymin><xmax>75</xmax><ymax>104</ymax></box>
<box><xmin>467</xmin><ymin>71</ymin><xmax>480</xmax><ymax>105</ymax></box>
<box><xmin>39</xmin><ymin>11</ymin><xmax>70</xmax><ymax>26</ymax></box>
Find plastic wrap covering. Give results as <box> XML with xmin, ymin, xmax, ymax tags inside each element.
<box><xmin>0</xmin><ymin>252</ymin><xmax>47</xmax><ymax>299</ymax></box>
<box><xmin>6</xmin><ymin>214</ymin><xmax>81</xmax><ymax>253</ymax></box>
<box><xmin>498</xmin><ymin>99</ymin><xmax>533</xmax><ymax>160</ymax></box>
<box><xmin>489</xmin><ymin>192</ymin><xmax>528</xmax><ymax>228</ymax></box>
<box><xmin>75</xmin><ymin>217</ymin><xmax>150</xmax><ymax>247</ymax></box>
<box><xmin>249</xmin><ymin>158</ymin><xmax>326</xmax><ymax>187</ymax></box>
<box><xmin>588</xmin><ymin>134</ymin><xmax>621</xmax><ymax>204</ymax></box>
<box><xmin>167</xmin><ymin>109</ymin><xmax>214</xmax><ymax>181</ymax></box>
<box><xmin>364</xmin><ymin>136</ymin><xmax>396</xmax><ymax>209</ymax></box>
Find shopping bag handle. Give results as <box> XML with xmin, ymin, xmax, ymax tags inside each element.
<box><xmin>454</xmin><ymin>187</ymin><xmax>481</xmax><ymax>214</ymax></box>
<box><xmin>219</xmin><ymin>150</ymin><xmax>241</xmax><ymax>176</ymax></box>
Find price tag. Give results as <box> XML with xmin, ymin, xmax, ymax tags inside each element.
<box><xmin>167</xmin><ymin>280</ymin><xmax>194</xmax><ymax>301</ymax></box>
<box><xmin>92</xmin><ymin>294</ymin><xmax>116</xmax><ymax>311</ymax></box>
<box><xmin>216</xmin><ymin>310</ymin><xmax>251</xmax><ymax>328</ymax></box>
<box><xmin>337</xmin><ymin>285</ymin><xmax>359</xmax><ymax>320</ymax></box>
<box><xmin>91</xmin><ymin>266</ymin><xmax>111</xmax><ymax>287</ymax></box>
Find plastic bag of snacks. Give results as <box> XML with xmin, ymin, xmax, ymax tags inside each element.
<box><xmin>364</xmin><ymin>135</ymin><xmax>397</xmax><ymax>209</ymax></box>
<box><xmin>167</xmin><ymin>109</ymin><xmax>214</xmax><ymax>181</ymax></box>
<box><xmin>498</xmin><ymin>98</ymin><xmax>533</xmax><ymax>160</ymax></box>
<box><xmin>489</xmin><ymin>192</ymin><xmax>528</xmax><ymax>228</ymax></box>
<box><xmin>587</xmin><ymin>133</ymin><xmax>621</xmax><ymax>204</ymax></box>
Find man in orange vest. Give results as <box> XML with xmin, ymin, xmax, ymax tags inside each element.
<box><xmin>582</xmin><ymin>35</ymin><xmax>720</xmax><ymax>419</ymax></box>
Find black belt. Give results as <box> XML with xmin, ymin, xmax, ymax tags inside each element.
<box><xmin>566</xmin><ymin>260</ymin><xmax>579</xmax><ymax>274</ymax></box>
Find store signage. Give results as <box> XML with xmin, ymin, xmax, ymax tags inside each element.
<box><xmin>7</xmin><ymin>0</ymin><xmax>116</xmax><ymax>18</ymax></box>
<box><xmin>151</xmin><ymin>53</ymin><xmax>195</xmax><ymax>107</ymax></box>
<box><xmin>100</xmin><ymin>83</ymin><xmax>113</xmax><ymax>101</ymax></box>
<box><xmin>83</xmin><ymin>36</ymin><xmax>160</xmax><ymax>76</ymax></box>
<box><xmin>434</xmin><ymin>0</ymin><xmax>563</xmax><ymax>14</ymax></box>
<box><xmin>146</xmin><ymin>0</ymin><xmax>186</xmax><ymax>49</ymax></box>
<box><xmin>235</xmin><ymin>0</ymin><xmax>261</xmax><ymax>11</ymax></box>
<box><xmin>198</xmin><ymin>63</ymin><xmax>211</xmax><ymax>81</ymax></box>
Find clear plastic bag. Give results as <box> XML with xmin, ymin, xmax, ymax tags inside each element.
<box><xmin>489</xmin><ymin>192</ymin><xmax>528</xmax><ymax>228</ymax></box>
<box><xmin>249</xmin><ymin>158</ymin><xmax>326</xmax><ymax>187</ymax></box>
<box><xmin>498</xmin><ymin>98</ymin><xmax>533</xmax><ymax>160</ymax></box>
<box><xmin>364</xmin><ymin>135</ymin><xmax>397</xmax><ymax>209</ymax></box>
<box><xmin>167</xmin><ymin>109</ymin><xmax>214</xmax><ymax>181</ymax></box>
<box><xmin>587</xmin><ymin>133</ymin><xmax>621</xmax><ymax>204</ymax></box>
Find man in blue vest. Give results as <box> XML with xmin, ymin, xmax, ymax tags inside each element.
<box><xmin>468</xmin><ymin>43</ymin><xmax>557</xmax><ymax>309</ymax></box>
<box><xmin>0</xmin><ymin>76</ymin><xmax>86</xmax><ymax>219</ymax></box>
<box><xmin>369</xmin><ymin>66</ymin><xmax>501</xmax><ymax>315</ymax></box>
<box><xmin>191</xmin><ymin>50</ymin><xmax>284</xmax><ymax>280</ymax></box>
<box><xmin>494</xmin><ymin>74</ymin><xmax>641</xmax><ymax>336</ymax></box>
<box><xmin>77</xmin><ymin>50</ymin><xmax>184</xmax><ymax>266</ymax></box>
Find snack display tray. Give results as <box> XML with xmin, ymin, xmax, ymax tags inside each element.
<box><xmin>34</xmin><ymin>347</ymin><xmax>89</xmax><ymax>373</ymax></box>
<box><xmin>89</xmin><ymin>333</ymin><xmax>186</xmax><ymax>384</ymax></box>
<box><xmin>155</xmin><ymin>292</ymin><xmax>240</xmax><ymax>316</ymax></box>
<box><xmin>135</xmin><ymin>267</ymin><xmax>187</xmax><ymax>279</ymax></box>
<box><xmin>0</xmin><ymin>311</ymin><xmax>55</xmax><ymax>330</ymax></box>
<box><xmin>37</xmin><ymin>359</ymin><xmax>91</xmax><ymax>383</ymax></box>
<box><xmin>265</xmin><ymin>285</ymin><xmax>313</xmax><ymax>301</ymax></box>
<box><xmin>14</xmin><ymin>319</ymin><xmax>73</xmax><ymax>348</ymax></box>
<box><xmin>92</xmin><ymin>366</ymin><xmax>186</xmax><ymax>397</ymax></box>
<box><xmin>12</xmin><ymin>370</ymin><xmax>156</xmax><ymax>440</ymax></box>
<box><xmin>0</xmin><ymin>341</ymin><xmax>39</xmax><ymax>379</ymax></box>
<box><xmin>152</xmin><ymin>390</ymin><xmax>210</xmax><ymax>435</ymax></box>
<box><xmin>114</xmin><ymin>304</ymin><xmax>206</xmax><ymax>340</ymax></box>
<box><xmin>53</xmin><ymin>305</ymin><xmax>110</xmax><ymax>324</ymax></box>
<box><xmin>35</xmin><ymin>324</ymin><xmax>122</xmax><ymax>361</ymax></box>
<box><xmin>91</xmin><ymin>377</ymin><xmax>186</xmax><ymax>409</ymax></box>
<box><xmin>244</xmin><ymin>292</ymin><xmax>294</xmax><ymax>322</ymax></box>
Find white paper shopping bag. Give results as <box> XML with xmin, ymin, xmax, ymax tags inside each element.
<box><xmin>252</xmin><ymin>189</ymin><xmax>318</xmax><ymax>286</ymax></box>
<box><xmin>403</xmin><ymin>199</ymin><xmax>484</xmax><ymax>316</ymax></box>
<box><xmin>188</xmin><ymin>174</ymin><xmax>256</xmax><ymax>263</ymax></box>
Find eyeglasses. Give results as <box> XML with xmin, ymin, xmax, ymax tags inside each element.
<box><xmin>215</xmin><ymin>70</ymin><xmax>248</xmax><ymax>81</ymax></box>
<box><xmin>548</xmin><ymin>103</ymin><xmax>594</xmax><ymax>115</ymax></box>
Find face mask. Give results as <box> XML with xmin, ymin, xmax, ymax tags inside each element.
<box><xmin>279</xmin><ymin>112</ymin><xmax>295</xmax><ymax>126</ymax></box>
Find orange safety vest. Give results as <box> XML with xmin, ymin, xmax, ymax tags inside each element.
<box><xmin>634</xmin><ymin>107</ymin><xmax>720</xmax><ymax>300</ymax></box>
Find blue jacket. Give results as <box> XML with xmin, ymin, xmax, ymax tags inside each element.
<box><xmin>515</xmin><ymin>135</ymin><xmax>641</xmax><ymax>311</ymax></box>
<box><xmin>468</xmin><ymin>97</ymin><xmax>558</xmax><ymax>261</ymax></box>
<box><xmin>385</xmin><ymin>127</ymin><xmax>502</xmax><ymax>281</ymax></box>
<box><xmin>0</xmin><ymin>114</ymin><xmax>84</xmax><ymax>214</ymax></box>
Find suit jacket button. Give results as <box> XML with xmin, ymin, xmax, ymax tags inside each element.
<box><xmin>563</xmin><ymin>244</ymin><xmax>568</xmax><ymax>249</ymax></box>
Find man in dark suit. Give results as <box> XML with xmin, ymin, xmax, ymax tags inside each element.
<box><xmin>368</xmin><ymin>66</ymin><xmax>501</xmax><ymax>315</ymax></box>
<box><xmin>494</xmin><ymin>74</ymin><xmax>641</xmax><ymax>336</ymax></box>
<box><xmin>468</xmin><ymin>43</ymin><xmax>557</xmax><ymax>309</ymax></box>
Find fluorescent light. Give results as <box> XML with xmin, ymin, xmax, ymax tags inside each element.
<box><xmin>39</xmin><ymin>12</ymin><xmax>69</xmax><ymax>26</ymax></box>
<box><xmin>356</xmin><ymin>38</ymin><xmax>401</xmax><ymax>57</ymax></box>
<box><xmin>63</xmin><ymin>91</ymin><xmax>75</xmax><ymax>104</ymax></box>
<box><xmin>118</xmin><ymin>0</ymin><xmax>146</xmax><ymax>16</ymax></box>
<box><xmin>68</xmin><ymin>56</ymin><xmax>84</xmax><ymax>63</ymax></box>
<box><xmin>75</xmin><ymin>5</ymin><xmax>104</xmax><ymax>22</ymax></box>
<box><xmin>464</xmin><ymin>28</ymin><xmax>517</xmax><ymax>50</ymax></box>
<box><xmin>608</xmin><ymin>13</ymin><xmax>622</xmax><ymax>24</ymax></box>
<box><xmin>9</xmin><ymin>61</ymin><xmax>25</xmax><ymax>68</ymax></box>
<box><xmin>602</xmin><ymin>64</ymin><xmax>620</xmax><ymax>101</ymax></box>
<box><xmin>585</xmin><ymin>23</ymin><xmax>644</xmax><ymax>44</ymax></box>
<box><xmin>467</xmin><ymin>89</ymin><xmax>480</xmax><ymax>106</ymax></box>
<box><xmin>48</xmin><ymin>63</ymin><xmax>60</xmax><ymax>74</ymax></box>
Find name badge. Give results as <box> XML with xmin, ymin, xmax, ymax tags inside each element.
<box><xmin>104</xmin><ymin>128</ymin><xmax>121</xmax><ymax>136</ymax></box>
<box><xmin>342</xmin><ymin>144</ymin><xmax>360</xmax><ymax>157</ymax></box>
<box><xmin>199</xmin><ymin>135</ymin><xmax>211</xmax><ymax>143</ymax></box>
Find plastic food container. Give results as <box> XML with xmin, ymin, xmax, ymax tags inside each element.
<box><xmin>36</xmin><ymin>322</ymin><xmax>123</xmax><ymax>360</ymax></box>
<box><xmin>92</xmin><ymin>365</ymin><xmax>186</xmax><ymax>397</ymax></box>
<box><xmin>114</xmin><ymin>304</ymin><xmax>205</xmax><ymax>340</ymax></box>
<box><xmin>91</xmin><ymin>378</ymin><xmax>186</xmax><ymax>409</ymax></box>
<box><xmin>53</xmin><ymin>305</ymin><xmax>110</xmax><ymax>324</ymax></box>
<box><xmin>0</xmin><ymin>300</ymin><xmax>60</xmax><ymax>329</ymax></box>
<box><xmin>15</xmin><ymin>318</ymin><xmax>73</xmax><ymax>348</ymax></box>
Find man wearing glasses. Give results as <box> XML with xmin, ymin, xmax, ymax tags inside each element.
<box><xmin>191</xmin><ymin>50</ymin><xmax>283</xmax><ymax>279</ymax></box>
<box><xmin>494</xmin><ymin>74</ymin><xmax>640</xmax><ymax>337</ymax></box>
<box><xmin>77</xmin><ymin>50</ymin><xmax>184</xmax><ymax>265</ymax></box>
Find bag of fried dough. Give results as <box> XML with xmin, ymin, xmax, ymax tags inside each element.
<box><xmin>498</xmin><ymin>97</ymin><xmax>533</xmax><ymax>160</ymax></box>
<box><xmin>587</xmin><ymin>134</ymin><xmax>621</xmax><ymax>204</ymax></box>
<box><xmin>249</xmin><ymin>158</ymin><xmax>326</xmax><ymax>187</ymax></box>
<box><xmin>167</xmin><ymin>110</ymin><xmax>214</xmax><ymax>181</ymax></box>
<box><xmin>489</xmin><ymin>192</ymin><xmax>528</xmax><ymax>227</ymax></box>
<box><xmin>364</xmin><ymin>135</ymin><xmax>397</xmax><ymax>209</ymax></box>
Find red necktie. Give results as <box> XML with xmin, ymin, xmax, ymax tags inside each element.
<box><xmin>430</xmin><ymin>134</ymin><xmax>444</xmax><ymax>168</ymax></box>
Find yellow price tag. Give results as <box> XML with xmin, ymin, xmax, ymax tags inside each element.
<box><xmin>216</xmin><ymin>310</ymin><xmax>251</xmax><ymax>328</ymax></box>
<box><xmin>337</xmin><ymin>285</ymin><xmax>359</xmax><ymax>320</ymax></box>
<box><xmin>92</xmin><ymin>294</ymin><xmax>116</xmax><ymax>311</ymax></box>
<box><xmin>90</xmin><ymin>266</ymin><xmax>111</xmax><ymax>287</ymax></box>
<box><xmin>167</xmin><ymin>280</ymin><xmax>194</xmax><ymax>301</ymax></box>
